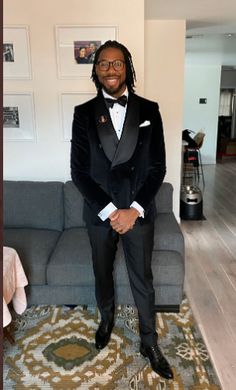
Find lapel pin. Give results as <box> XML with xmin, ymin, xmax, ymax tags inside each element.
<box><xmin>99</xmin><ymin>115</ymin><xmax>108</xmax><ymax>124</ymax></box>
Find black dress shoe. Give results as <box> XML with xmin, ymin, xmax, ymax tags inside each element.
<box><xmin>140</xmin><ymin>343</ymin><xmax>174</xmax><ymax>380</ymax></box>
<box><xmin>95</xmin><ymin>320</ymin><xmax>114</xmax><ymax>350</ymax></box>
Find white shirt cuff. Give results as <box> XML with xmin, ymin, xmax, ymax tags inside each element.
<box><xmin>98</xmin><ymin>202</ymin><xmax>117</xmax><ymax>221</ymax></box>
<box><xmin>130</xmin><ymin>201</ymin><xmax>144</xmax><ymax>218</ymax></box>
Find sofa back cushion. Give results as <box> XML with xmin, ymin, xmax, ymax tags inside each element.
<box><xmin>64</xmin><ymin>181</ymin><xmax>85</xmax><ymax>228</ymax></box>
<box><xmin>155</xmin><ymin>182</ymin><xmax>173</xmax><ymax>213</ymax></box>
<box><xmin>64</xmin><ymin>181</ymin><xmax>173</xmax><ymax>228</ymax></box>
<box><xmin>4</xmin><ymin>181</ymin><xmax>64</xmax><ymax>231</ymax></box>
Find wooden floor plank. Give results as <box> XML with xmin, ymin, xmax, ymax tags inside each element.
<box><xmin>184</xmin><ymin>235</ymin><xmax>236</xmax><ymax>390</ymax></box>
<box><xmin>180</xmin><ymin>160</ymin><xmax>236</xmax><ymax>390</ymax></box>
<box><xmin>183</xmin><ymin>232</ymin><xmax>236</xmax><ymax>390</ymax></box>
<box><xmin>207</xmin><ymin>213</ymin><xmax>236</xmax><ymax>258</ymax></box>
<box><xmin>183</xmin><ymin>220</ymin><xmax>236</xmax><ymax>329</ymax></box>
<box><xmin>220</xmin><ymin>261</ymin><xmax>236</xmax><ymax>292</ymax></box>
<box><xmin>187</xmin><ymin>224</ymin><xmax>236</xmax><ymax>339</ymax></box>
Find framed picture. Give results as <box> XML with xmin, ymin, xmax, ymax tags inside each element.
<box><xmin>3</xmin><ymin>26</ymin><xmax>32</xmax><ymax>79</ymax></box>
<box><xmin>60</xmin><ymin>92</ymin><xmax>96</xmax><ymax>140</ymax></box>
<box><xmin>55</xmin><ymin>25</ymin><xmax>118</xmax><ymax>79</ymax></box>
<box><xmin>3</xmin><ymin>93</ymin><xmax>36</xmax><ymax>141</ymax></box>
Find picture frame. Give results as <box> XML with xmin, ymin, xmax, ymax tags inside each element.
<box><xmin>3</xmin><ymin>26</ymin><xmax>32</xmax><ymax>79</ymax></box>
<box><xmin>55</xmin><ymin>25</ymin><xmax>118</xmax><ymax>79</ymax></box>
<box><xmin>60</xmin><ymin>92</ymin><xmax>96</xmax><ymax>141</ymax></box>
<box><xmin>3</xmin><ymin>93</ymin><xmax>36</xmax><ymax>141</ymax></box>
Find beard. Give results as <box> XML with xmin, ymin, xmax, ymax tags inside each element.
<box><xmin>100</xmin><ymin>80</ymin><xmax>126</xmax><ymax>97</ymax></box>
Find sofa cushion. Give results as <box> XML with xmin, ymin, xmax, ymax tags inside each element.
<box><xmin>64</xmin><ymin>181</ymin><xmax>86</xmax><ymax>229</ymax></box>
<box><xmin>154</xmin><ymin>213</ymin><xmax>185</xmax><ymax>257</ymax></box>
<box><xmin>47</xmin><ymin>228</ymin><xmax>184</xmax><ymax>288</ymax></box>
<box><xmin>47</xmin><ymin>228</ymin><xmax>93</xmax><ymax>285</ymax></box>
<box><xmin>4</xmin><ymin>181</ymin><xmax>64</xmax><ymax>231</ymax></box>
<box><xmin>4</xmin><ymin>228</ymin><xmax>61</xmax><ymax>284</ymax></box>
<box><xmin>63</xmin><ymin>181</ymin><xmax>173</xmax><ymax>229</ymax></box>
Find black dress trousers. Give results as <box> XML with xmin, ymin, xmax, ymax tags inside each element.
<box><xmin>87</xmin><ymin>221</ymin><xmax>157</xmax><ymax>347</ymax></box>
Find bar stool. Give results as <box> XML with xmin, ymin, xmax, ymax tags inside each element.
<box><xmin>183</xmin><ymin>147</ymin><xmax>205</xmax><ymax>186</ymax></box>
<box><xmin>183</xmin><ymin>132</ymin><xmax>205</xmax><ymax>187</ymax></box>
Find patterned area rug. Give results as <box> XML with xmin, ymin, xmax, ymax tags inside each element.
<box><xmin>3</xmin><ymin>298</ymin><xmax>221</xmax><ymax>389</ymax></box>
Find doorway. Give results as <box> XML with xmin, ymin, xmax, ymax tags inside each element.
<box><xmin>217</xmin><ymin>67</ymin><xmax>236</xmax><ymax>159</ymax></box>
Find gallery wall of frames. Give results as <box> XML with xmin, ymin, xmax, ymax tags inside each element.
<box><xmin>3</xmin><ymin>25</ymin><xmax>117</xmax><ymax>142</ymax></box>
<box><xmin>3</xmin><ymin>0</ymin><xmax>146</xmax><ymax>184</ymax></box>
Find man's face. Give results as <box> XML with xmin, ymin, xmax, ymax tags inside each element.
<box><xmin>90</xmin><ymin>43</ymin><xmax>96</xmax><ymax>53</ymax></box>
<box><xmin>95</xmin><ymin>47</ymin><xmax>126</xmax><ymax>98</ymax></box>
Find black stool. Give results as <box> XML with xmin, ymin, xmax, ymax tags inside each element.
<box><xmin>183</xmin><ymin>147</ymin><xmax>205</xmax><ymax>186</ymax></box>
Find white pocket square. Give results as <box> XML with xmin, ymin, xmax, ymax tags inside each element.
<box><xmin>139</xmin><ymin>120</ymin><xmax>151</xmax><ymax>127</ymax></box>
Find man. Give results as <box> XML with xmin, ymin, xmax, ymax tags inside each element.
<box><xmin>87</xmin><ymin>42</ymin><xmax>97</xmax><ymax>63</ymax></box>
<box><xmin>71</xmin><ymin>40</ymin><xmax>173</xmax><ymax>380</ymax></box>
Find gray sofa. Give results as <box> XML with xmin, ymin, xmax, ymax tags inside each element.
<box><xmin>3</xmin><ymin>180</ymin><xmax>185</xmax><ymax>312</ymax></box>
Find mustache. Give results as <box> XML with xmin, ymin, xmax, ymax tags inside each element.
<box><xmin>104</xmin><ymin>75</ymin><xmax>120</xmax><ymax>79</ymax></box>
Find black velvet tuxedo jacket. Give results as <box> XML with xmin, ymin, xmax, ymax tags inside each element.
<box><xmin>71</xmin><ymin>91</ymin><xmax>166</xmax><ymax>226</ymax></box>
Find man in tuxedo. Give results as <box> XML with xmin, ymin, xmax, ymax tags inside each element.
<box><xmin>71</xmin><ymin>40</ymin><xmax>173</xmax><ymax>380</ymax></box>
<box><xmin>87</xmin><ymin>42</ymin><xmax>97</xmax><ymax>63</ymax></box>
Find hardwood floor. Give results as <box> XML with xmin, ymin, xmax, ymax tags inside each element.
<box><xmin>180</xmin><ymin>160</ymin><xmax>236</xmax><ymax>390</ymax></box>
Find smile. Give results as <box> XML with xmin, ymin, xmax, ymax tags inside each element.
<box><xmin>105</xmin><ymin>78</ymin><xmax>119</xmax><ymax>86</ymax></box>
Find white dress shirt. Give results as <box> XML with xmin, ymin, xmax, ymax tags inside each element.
<box><xmin>103</xmin><ymin>89</ymin><xmax>127</xmax><ymax>140</ymax></box>
<box><xmin>98</xmin><ymin>89</ymin><xmax>144</xmax><ymax>221</ymax></box>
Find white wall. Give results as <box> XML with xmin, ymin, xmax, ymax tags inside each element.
<box><xmin>4</xmin><ymin>1</ymin><xmax>186</xmax><ymax>218</ymax></box>
<box><xmin>185</xmin><ymin>34</ymin><xmax>236</xmax><ymax>67</ymax></box>
<box><xmin>3</xmin><ymin>0</ymin><xmax>145</xmax><ymax>181</ymax></box>
<box><xmin>184</xmin><ymin>34</ymin><xmax>236</xmax><ymax>164</ymax></box>
<box><xmin>184</xmin><ymin>65</ymin><xmax>221</xmax><ymax>164</ymax></box>
<box><xmin>145</xmin><ymin>20</ymin><xmax>186</xmax><ymax>217</ymax></box>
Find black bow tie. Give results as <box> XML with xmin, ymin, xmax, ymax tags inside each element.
<box><xmin>105</xmin><ymin>95</ymin><xmax>127</xmax><ymax>108</ymax></box>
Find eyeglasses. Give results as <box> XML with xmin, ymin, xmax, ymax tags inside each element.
<box><xmin>96</xmin><ymin>59</ymin><xmax>125</xmax><ymax>71</ymax></box>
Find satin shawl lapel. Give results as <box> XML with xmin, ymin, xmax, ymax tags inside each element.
<box><xmin>94</xmin><ymin>92</ymin><xmax>140</xmax><ymax>167</ymax></box>
<box><xmin>111</xmin><ymin>93</ymin><xmax>140</xmax><ymax>168</ymax></box>
<box><xmin>95</xmin><ymin>93</ymin><xmax>118</xmax><ymax>162</ymax></box>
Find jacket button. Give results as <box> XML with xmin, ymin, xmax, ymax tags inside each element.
<box><xmin>131</xmin><ymin>166</ymin><xmax>135</xmax><ymax>171</ymax></box>
<box><xmin>99</xmin><ymin>144</ymin><xmax>102</xmax><ymax>148</ymax></box>
<box><xmin>131</xmin><ymin>190</ymin><xmax>135</xmax><ymax>195</ymax></box>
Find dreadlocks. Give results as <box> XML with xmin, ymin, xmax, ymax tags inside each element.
<box><xmin>91</xmin><ymin>40</ymin><xmax>136</xmax><ymax>93</ymax></box>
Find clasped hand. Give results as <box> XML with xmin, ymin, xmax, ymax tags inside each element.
<box><xmin>109</xmin><ymin>208</ymin><xmax>139</xmax><ymax>234</ymax></box>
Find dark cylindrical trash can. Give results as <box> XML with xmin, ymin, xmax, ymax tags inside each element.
<box><xmin>180</xmin><ymin>185</ymin><xmax>203</xmax><ymax>220</ymax></box>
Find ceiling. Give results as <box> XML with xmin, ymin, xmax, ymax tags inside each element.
<box><xmin>145</xmin><ymin>0</ymin><xmax>236</xmax><ymax>34</ymax></box>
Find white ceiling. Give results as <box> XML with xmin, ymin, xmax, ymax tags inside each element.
<box><xmin>145</xmin><ymin>0</ymin><xmax>236</xmax><ymax>34</ymax></box>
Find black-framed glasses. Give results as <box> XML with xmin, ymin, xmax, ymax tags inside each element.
<box><xmin>96</xmin><ymin>59</ymin><xmax>125</xmax><ymax>71</ymax></box>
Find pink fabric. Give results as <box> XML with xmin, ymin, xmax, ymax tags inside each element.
<box><xmin>3</xmin><ymin>246</ymin><xmax>28</xmax><ymax>327</ymax></box>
